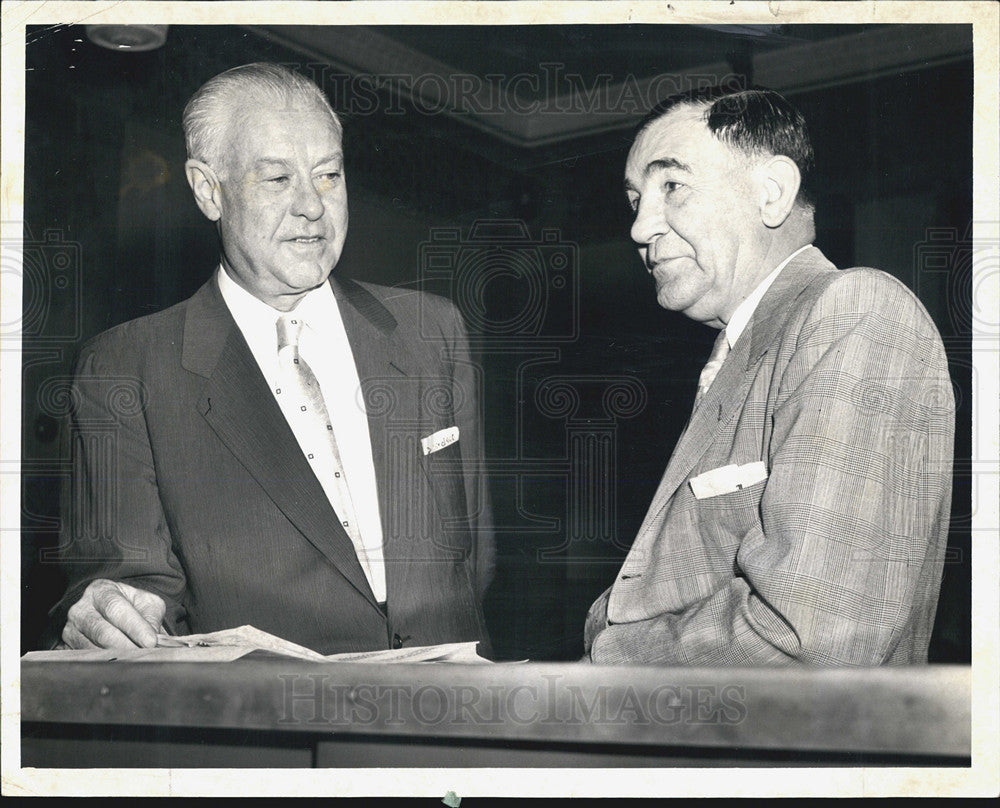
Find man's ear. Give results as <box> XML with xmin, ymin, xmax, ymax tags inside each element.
<box><xmin>185</xmin><ymin>159</ymin><xmax>223</xmax><ymax>222</ymax></box>
<box><xmin>756</xmin><ymin>156</ymin><xmax>801</xmax><ymax>228</ymax></box>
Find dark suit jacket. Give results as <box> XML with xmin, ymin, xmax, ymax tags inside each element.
<box><xmin>52</xmin><ymin>273</ymin><xmax>494</xmax><ymax>655</ymax></box>
<box><xmin>585</xmin><ymin>247</ymin><xmax>954</xmax><ymax>665</ymax></box>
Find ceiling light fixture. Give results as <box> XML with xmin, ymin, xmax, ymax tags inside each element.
<box><xmin>85</xmin><ymin>24</ymin><xmax>168</xmax><ymax>52</ymax></box>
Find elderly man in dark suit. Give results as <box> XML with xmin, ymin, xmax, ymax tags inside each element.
<box><xmin>585</xmin><ymin>86</ymin><xmax>954</xmax><ymax>665</ymax></box>
<box><xmin>54</xmin><ymin>63</ymin><xmax>493</xmax><ymax>655</ymax></box>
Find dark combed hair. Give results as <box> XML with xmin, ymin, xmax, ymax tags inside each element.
<box><xmin>639</xmin><ymin>85</ymin><xmax>815</xmax><ymax>209</ymax></box>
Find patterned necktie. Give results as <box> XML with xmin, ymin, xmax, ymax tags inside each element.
<box><xmin>276</xmin><ymin>314</ymin><xmax>370</xmax><ymax>580</ymax></box>
<box><xmin>693</xmin><ymin>329</ymin><xmax>730</xmax><ymax>409</ymax></box>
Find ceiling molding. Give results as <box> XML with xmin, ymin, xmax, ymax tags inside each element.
<box><xmin>250</xmin><ymin>24</ymin><xmax>972</xmax><ymax>149</ymax></box>
<box><xmin>753</xmin><ymin>23</ymin><xmax>972</xmax><ymax>96</ymax></box>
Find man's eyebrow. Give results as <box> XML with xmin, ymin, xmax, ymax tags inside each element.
<box><xmin>624</xmin><ymin>157</ymin><xmax>691</xmax><ymax>193</ymax></box>
<box><xmin>251</xmin><ymin>154</ymin><xmax>343</xmax><ymax>170</ymax></box>
<box><xmin>644</xmin><ymin>157</ymin><xmax>690</xmax><ymax>176</ymax></box>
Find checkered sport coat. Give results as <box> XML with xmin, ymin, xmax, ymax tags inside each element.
<box><xmin>585</xmin><ymin>246</ymin><xmax>955</xmax><ymax>665</ymax></box>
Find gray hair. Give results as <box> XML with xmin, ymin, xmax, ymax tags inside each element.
<box><xmin>182</xmin><ymin>63</ymin><xmax>342</xmax><ymax>171</ymax></box>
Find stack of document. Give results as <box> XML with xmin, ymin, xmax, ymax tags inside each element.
<box><xmin>22</xmin><ymin>625</ymin><xmax>491</xmax><ymax>664</ymax></box>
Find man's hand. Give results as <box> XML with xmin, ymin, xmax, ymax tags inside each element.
<box><xmin>62</xmin><ymin>580</ymin><xmax>166</xmax><ymax>649</ymax></box>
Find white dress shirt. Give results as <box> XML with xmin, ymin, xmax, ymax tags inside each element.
<box><xmin>217</xmin><ymin>266</ymin><xmax>386</xmax><ymax>602</ymax></box>
<box><xmin>725</xmin><ymin>244</ymin><xmax>813</xmax><ymax>349</ymax></box>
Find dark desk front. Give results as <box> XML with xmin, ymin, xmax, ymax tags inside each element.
<box><xmin>20</xmin><ymin>660</ymin><xmax>971</xmax><ymax>768</ymax></box>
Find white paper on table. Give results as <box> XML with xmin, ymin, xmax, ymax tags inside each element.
<box><xmin>323</xmin><ymin>641</ymin><xmax>489</xmax><ymax>664</ymax></box>
<box><xmin>21</xmin><ymin>645</ymin><xmax>252</xmax><ymax>662</ymax></box>
<box><xmin>23</xmin><ymin>627</ymin><xmax>492</xmax><ymax>664</ymax></box>
<box><xmin>154</xmin><ymin>625</ymin><xmax>327</xmax><ymax>660</ymax></box>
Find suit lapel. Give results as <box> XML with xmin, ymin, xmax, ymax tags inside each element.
<box><xmin>633</xmin><ymin>333</ymin><xmax>761</xmax><ymax>540</ymax></box>
<box><xmin>333</xmin><ymin>279</ymin><xmax>456</xmax><ymax>609</ymax></box>
<box><xmin>332</xmin><ymin>276</ymin><xmax>424</xmax><ymax>531</ymax></box>
<box><xmin>181</xmin><ymin>276</ymin><xmax>379</xmax><ymax>608</ymax></box>
<box><xmin>333</xmin><ymin>277</ymin><xmax>473</xmax><ymax>611</ymax></box>
<box><xmin>632</xmin><ymin>247</ymin><xmax>835</xmax><ymax>545</ymax></box>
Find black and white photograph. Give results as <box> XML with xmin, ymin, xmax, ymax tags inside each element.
<box><xmin>2</xmin><ymin>0</ymin><xmax>997</xmax><ymax>799</ymax></box>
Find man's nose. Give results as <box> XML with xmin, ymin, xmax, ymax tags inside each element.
<box><xmin>292</xmin><ymin>179</ymin><xmax>325</xmax><ymax>220</ymax></box>
<box><xmin>630</xmin><ymin>195</ymin><xmax>665</xmax><ymax>247</ymax></box>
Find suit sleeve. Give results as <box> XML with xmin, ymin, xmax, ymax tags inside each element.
<box><xmin>47</xmin><ymin>334</ymin><xmax>188</xmax><ymax>640</ymax></box>
<box><xmin>590</xmin><ymin>271</ymin><xmax>955</xmax><ymax>665</ymax></box>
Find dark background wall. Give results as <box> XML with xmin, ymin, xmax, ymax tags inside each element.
<box><xmin>20</xmin><ymin>24</ymin><xmax>972</xmax><ymax>661</ymax></box>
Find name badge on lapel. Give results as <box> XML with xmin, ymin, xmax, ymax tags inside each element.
<box><xmin>689</xmin><ymin>461</ymin><xmax>768</xmax><ymax>499</ymax></box>
<box><xmin>421</xmin><ymin>426</ymin><xmax>460</xmax><ymax>456</ymax></box>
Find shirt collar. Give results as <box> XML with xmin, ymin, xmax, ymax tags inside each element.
<box><xmin>216</xmin><ymin>266</ymin><xmax>344</xmax><ymax>384</ymax></box>
<box><xmin>290</xmin><ymin>277</ymin><xmax>342</xmax><ymax>338</ymax></box>
<box><xmin>725</xmin><ymin>244</ymin><xmax>812</xmax><ymax>348</ymax></box>
<box><xmin>216</xmin><ymin>264</ymin><xmax>283</xmax><ymax>337</ymax></box>
<box><xmin>216</xmin><ymin>265</ymin><xmax>341</xmax><ymax>337</ymax></box>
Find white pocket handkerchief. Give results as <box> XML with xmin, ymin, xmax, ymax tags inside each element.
<box><xmin>689</xmin><ymin>461</ymin><xmax>768</xmax><ymax>500</ymax></box>
<box><xmin>421</xmin><ymin>426</ymin><xmax>460</xmax><ymax>456</ymax></box>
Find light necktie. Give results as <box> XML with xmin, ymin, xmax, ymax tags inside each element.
<box><xmin>276</xmin><ymin>314</ymin><xmax>372</xmax><ymax>583</ymax></box>
<box><xmin>693</xmin><ymin>329</ymin><xmax>730</xmax><ymax>409</ymax></box>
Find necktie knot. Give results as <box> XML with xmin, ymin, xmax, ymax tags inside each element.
<box><xmin>276</xmin><ymin>314</ymin><xmax>305</xmax><ymax>353</ymax></box>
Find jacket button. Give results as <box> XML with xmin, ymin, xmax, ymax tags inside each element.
<box><xmin>392</xmin><ymin>634</ymin><xmax>404</xmax><ymax>649</ymax></box>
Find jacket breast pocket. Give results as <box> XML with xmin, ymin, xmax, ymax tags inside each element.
<box><xmin>695</xmin><ymin>477</ymin><xmax>767</xmax><ymax>552</ymax></box>
<box><xmin>419</xmin><ymin>440</ymin><xmax>473</xmax><ymax>554</ymax></box>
